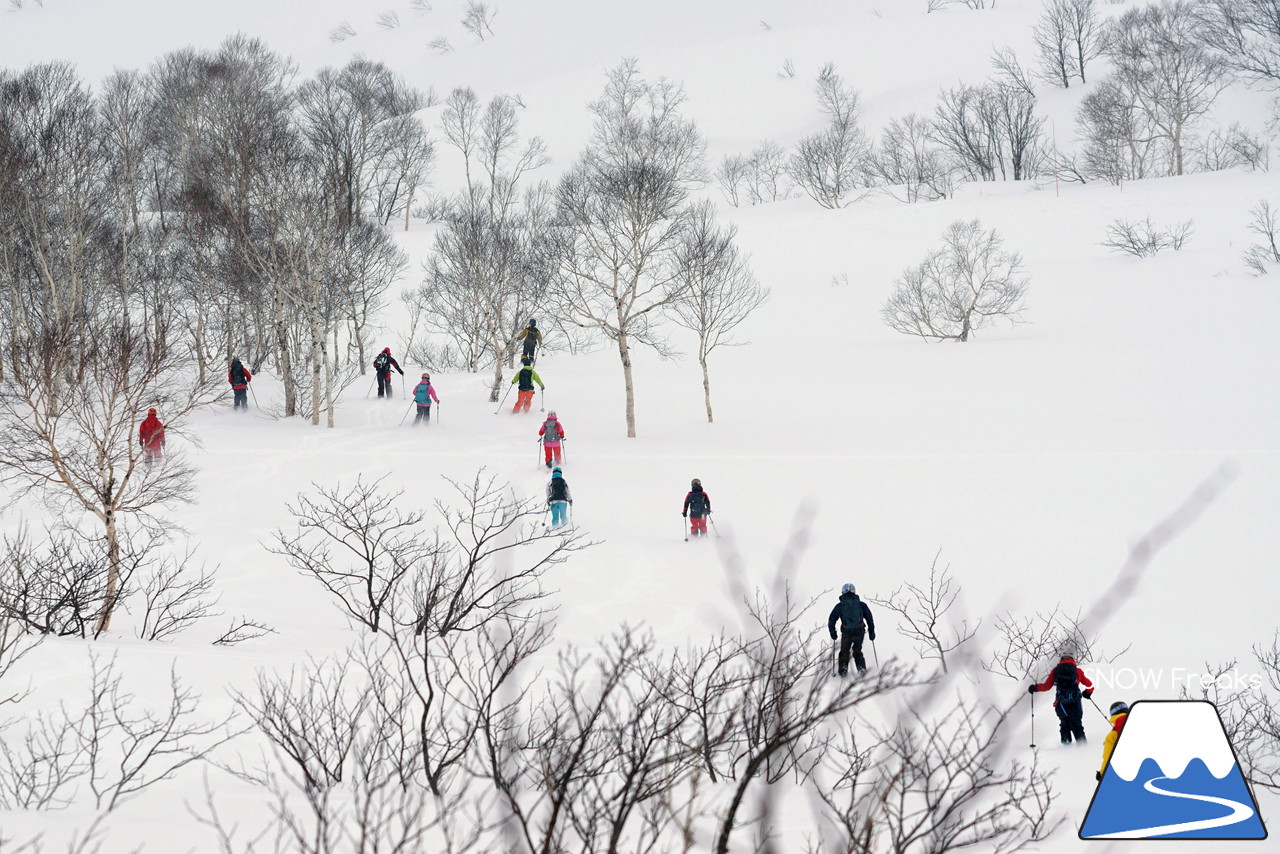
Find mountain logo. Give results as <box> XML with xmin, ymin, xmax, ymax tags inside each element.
<box><xmin>1079</xmin><ymin>700</ymin><xmax>1267</xmax><ymax>840</ymax></box>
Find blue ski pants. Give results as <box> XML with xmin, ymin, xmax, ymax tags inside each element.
<box><xmin>550</xmin><ymin>501</ymin><xmax>568</xmax><ymax>527</ymax></box>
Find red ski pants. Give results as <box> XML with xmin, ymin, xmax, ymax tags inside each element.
<box><xmin>513</xmin><ymin>390</ymin><xmax>535</xmax><ymax>413</ymax></box>
<box><xmin>690</xmin><ymin>516</ymin><xmax>708</xmax><ymax>535</ymax></box>
<box><xmin>544</xmin><ymin>445</ymin><xmax>562</xmax><ymax>464</ymax></box>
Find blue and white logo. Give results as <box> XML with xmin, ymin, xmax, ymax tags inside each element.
<box><xmin>1080</xmin><ymin>700</ymin><xmax>1267</xmax><ymax>840</ymax></box>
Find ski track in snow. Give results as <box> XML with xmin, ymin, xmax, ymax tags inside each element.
<box><xmin>1090</xmin><ymin>776</ymin><xmax>1256</xmax><ymax>839</ymax></box>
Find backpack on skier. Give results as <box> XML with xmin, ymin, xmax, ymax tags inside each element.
<box><xmin>230</xmin><ymin>362</ymin><xmax>247</xmax><ymax>385</ymax></box>
<box><xmin>1054</xmin><ymin>660</ymin><xmax>1082</xmax><ymax>703</ymax></box>
<box><xmin>373</xmin><ymin>352</ymin><xmax>391</xmax><ymax>374</ymax></box>
<box><xmin>542</xmin><ymin>419</ymin><xmax>561</xmax><ymax>443</ymax></box>
<box><xmin>839</xmin><ymin>597</ymin><xmax>867</xmax><ymax>636</ymax></box>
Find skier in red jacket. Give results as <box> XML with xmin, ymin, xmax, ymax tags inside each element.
<box><xmin>1029</xmin><ymin>655</ymin><xmax>1094</xmax><ymax>744</ymax></box>
<box><xmin>228</xmin><ymin>357</ymin><xmax>252</xmax><ymax>410</ymax></box>
<box><xmin>139</xmin><ymin>408</ymin><xmax>166</xmax><ymax>463</ymax></box>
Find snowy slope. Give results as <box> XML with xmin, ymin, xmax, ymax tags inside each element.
<box><xmin>1</xmin><ymin>0</ymin><xmax>1279</xmax><ymax>850</ymax></box>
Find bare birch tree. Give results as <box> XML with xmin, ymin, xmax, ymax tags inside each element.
<box><xmin>550</xmin><ymin>60</ymin><xmax>706</xmax><ymax>437</ymax></box>
<box><xmin>875</xmin><ymin>113</ymin><xmax>958</xmax><ymax>202</ymax></box>
<box><xmin>666</xmin><ymin>202</ymin><xmax>768</xmax><ymax>423</ymax></box>
<box><xmin>1035</xmin><ymin>0</ymin><xmax>1106</xmax><ymax>87</ymax></box>
<box><xmin>788</xmin><ymin>64</ymin><xmax>873</xmax><ymax>208</ymax></box>
<box><xmin>932</xmin><ymin>81</ymin><xmax>1045</xmax><ymax>182</ymax></box>
<box><xmin>1106</xmin><ymin>0</ymin><xmax>1233</xmax><ymax>176</ymax></box>
<box><xmin>0</xmin><ymin>322</ymin><xmax>216</xmax><ymax>633</ymax></box>
<box><xmin>882</xmin><ymin>219</ymin><xmax>1029</xmax><ymax>342</ymax></box>
<box><xmin>1196</xmin><ymin>0</ymin><xmax>1280</xmax><ymax>86</ymax></box>
<box><xmin>418</xmin><ymin>90</ymin><xmax>551</xmax><ymax>400</ymax></box>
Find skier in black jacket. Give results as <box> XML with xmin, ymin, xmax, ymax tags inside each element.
<box><xmin>373</xmin><ymin>347</ymin><xmax>404</xmax><ymax>398</ymax></box>
<box><xmin>827</xmin><ymin>583</ymin><xmax>876</xmax><ymax>676</ymax></box>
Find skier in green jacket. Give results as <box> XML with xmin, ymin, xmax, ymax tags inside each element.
<box><xmin>511</xmin><ymin>357</ymin><xmax>545</xmax><ymax>413</ymax></box>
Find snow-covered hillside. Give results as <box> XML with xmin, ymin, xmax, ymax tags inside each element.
<box><xmin>1</xmin><ymin>0</ymin><xmax>1278</xmax><ymax>850</ymax></box>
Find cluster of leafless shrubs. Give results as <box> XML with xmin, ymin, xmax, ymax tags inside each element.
<box><xmin>1102</xmin><ymin>217</ymin><xmax>1194</xmax><ymax>257</ymax></box>
<box><xmin>721</xmin><ymin>62</ymin><xmax>1045</xmax><ymax>209</ymax></box>
<box><xmin>461</xmin><ymin>2</ymin><xmax>496</xmax><ymax>40</ymax></box>
<box><xmin>1244</xmin><ymin>200</ymin><xmax>1280</xmax><ymax>274</ymax></box>
<box><xmin>0</xmin><ymin>654</ymin><xmax>237</xmax><ymax>814</ymax></box>
<box><xmin>195</xmin><ymin>508</ymin><xmax>1062</xmax><ymax>854</ymax></box>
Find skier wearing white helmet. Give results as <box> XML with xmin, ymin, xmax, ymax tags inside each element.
<box><xmin>827</xmin><ymin>583</ymin><xmax>876</xmax><ymax>676</ymax></box>
<box><xmin>538</xmin><ymin>411</ymin><xmax>565</xmax><ymax>467</ymax></box>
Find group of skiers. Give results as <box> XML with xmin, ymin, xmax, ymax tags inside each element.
<box><xmin>143</xmin><ymin>326</ymin><xmax>1133</xmax><ymax>787</ymax></box>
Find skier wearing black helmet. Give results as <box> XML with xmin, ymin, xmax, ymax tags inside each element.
<box><xmin>1029</xmin><ymin>655</ymin><xmax>1095</xmax><ymax>745</ymax></box>
<box><xmin>1097</xmin><ymin>701</ymin><xmax>1130</xmax><ymax>780</ymax></box>
<box><xmin>519</xmin><ymin>319</ymin><xmax>542</xmax><ymax>362</ymax></box>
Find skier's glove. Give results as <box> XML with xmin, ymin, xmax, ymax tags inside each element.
<box><xmin>682</xmin><ymin>512</ymin><xmax>687</xmax><ymax>518</ymax></box>
<box><xmin>868</xmin><ymin>631</ymin><xmax>876</xmax><ymax>641</ymax></box>
<box><xmin>830</xmin><ymin>631</ymin><xmax>837</xmax><ymax>640</ymax></box>
<box><xmin>1027</xmin><ymin>685</ymin><xmax>1038</xmax><ymax>694</ymax></box>
<box><xmin>1083</xmin><ymin>689</ymin><xmax>1093</xmax><ymax>699</ymax></box>
<box><xmin>1095</xmin><ymin>771</ymin><xmax>1103</xmax><ymax>782</ymax></box>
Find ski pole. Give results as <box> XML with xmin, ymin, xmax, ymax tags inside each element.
<box><xmin>539</xmin><ymin>387</ymin><xmax>545</xmax><ymax>413</ymax></box>
<box><xmin>682</xmin><ymin>516</ymin><xmax>688</xmax><ymax>542</ymax></box>
<box><xmin>435</xmin><ymin>402</ymin><xmax>440</xmax><ymax>426</ymax></box>
<box><xmin>401</xmin><ymin>374</ymin><xmax>406</xmax><ymax>398</ymax></box>
<box><xmin>709</xmin><ymin>515</ymin><xmax>720</xmax><ymax>538</ymax></box>
<box><xmin>832</xmin><ymin>638</ymin><xmax>839</xmax><ymax>677</ymax></box>
<box><xmin>560</xmin><ymin>439</ymin><xmax>567</xmax><ymax>465</ymax></box>
<box><xmin>249</xmin><ymin>384</ymin><xmax>260</xmax><ymax>409</ymax></box>
<box><xmin>495</xmin><ymin>383</ymin><xmax>513</xmax><ymax>414</ymax></box>
<box><xmin>1030</xmin><ymin>694</ymin><xmax>1037</xmax><ymax>749</ymax></box>
<box><xmin>536</xmin><ymin>439</ymin><xmax>543</xmax><ymax>468</ymax></box>
<box><xmin>365</xmin><ymin>378</ymin><xmax>375</xmax><ymax>399</ymax></box>
<box><xmin>399</xmin><ymin>402</ymin><xmax>414</xmax><ymax>426</ymax></box>
<box><xmin>872</xmin><ymin>637</ymin><xmax>879</xmax><ymax>668</ymax></box>
<box><xmin>569</xmin><ymin>503</ymin><xmax>574</xmax><ymax>530</ymax></box>
<box><xmin>1087</xmin><ymin>696</ymin><xmax>1109</xmax><ymax>721</ymax></box>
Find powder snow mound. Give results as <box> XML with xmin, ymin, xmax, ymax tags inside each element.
<box><xmin>1109</xmin><ymin>700</ymin><xmax>1239</xmax><ymax>782</ymax></box>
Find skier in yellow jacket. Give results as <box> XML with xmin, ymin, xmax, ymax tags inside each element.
<box><xmin>1096</xmin><ymin>701</ymin><xmax>1130</xmax><ymax>781</ymax></box>
<box><xmin>519</xmin><ymin>319</ymin><xmax>543</xmax><ymax>362</ymax></box>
